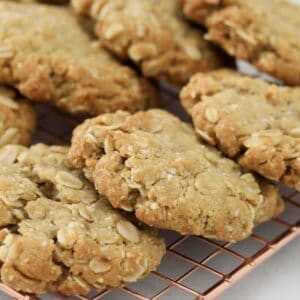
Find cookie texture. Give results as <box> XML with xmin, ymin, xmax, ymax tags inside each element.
<box><xmin>0</xmin><ymin>86</ymin><xmax>36</xmax><ymax>147</ymax></box>
<box><xmin>71</xmin><ymin>0</ymin><xmax>225</xmax><ymax>85</ymax></box>
<box><xmin>0</xmin><ymin>2</ymin><xmax>156</xmax><ymax>116</ymax></box>
<box><xmin>180</xmin><ymin>69</ymin><xmax>300</xmax><ymax>191</ymax></box>
<box><xmin>181</xmin><ymin>0</ymin><xmax>300</xmax><ymax>85</ymax></box>
<box><xmin>0</xmin><ymin>144</ymin><xmax>165</xmax><ymax>296</ymax></box>
<box><xmin>69</xmin><ymin>109</ymin><xmax>283</xmax><ymax>241</ymax></box>
<box><xmin>255</xmin><ymin>179</ymin><xmax>284</xmax><ymax>225</ymax></box>
<box><xmin>12</xmin><ymin>0</ymin><xmax>68</xmax><ymax>4</ymax></box>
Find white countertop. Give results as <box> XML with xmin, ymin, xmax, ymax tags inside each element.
<box><xmin>220</xmin><ymin>237</ymin><xmax>300</xmax><ymax>300</ymax></box>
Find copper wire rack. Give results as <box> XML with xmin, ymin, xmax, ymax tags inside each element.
<box><xmin>0</xmin><ymin>83</ymin><xmax>300</xmax><ymax>300</ymax></box>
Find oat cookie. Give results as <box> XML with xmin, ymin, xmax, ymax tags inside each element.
<box><xmin>0</xmin><ymin>86</ymin><xmax>36</xmax><ymax>147</ymax></box>
<box><xmin>181</xmin><ymin>0</ymin><xmax>300</xmax><ymax>85</ymax></box>
<box><xmin>12</xmin><ymin>0</ymin><xmax>68</xmax><ymax>4</ymax></box>
<box><xmin>71</xmin><ymin>0</ymin><xmax>225</xmax><ymax>85</ymax></box>
<box><xmin>0</xmin><ymin>144</ymin><xmax>165</xmax><ymax>295</ymax></box>
<box><xmin>0</xmin><ymin>2</ymin><xmax>156</xmax><ymax>116</ymax></box>
<box><xmin>180</xmin><ymin>69</ymin><xmax>300</xmax><ymax>190</ymax></box>
<box><xmin>69</xmin><ymin>109</ymin><xmax>283</xmax><ymax>241</ymax></box>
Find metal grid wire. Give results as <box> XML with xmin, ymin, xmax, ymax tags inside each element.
<box><xmin>1</xmin><ymin>89</ymin><xmax>300</xmax><ymax>300</ymax></box>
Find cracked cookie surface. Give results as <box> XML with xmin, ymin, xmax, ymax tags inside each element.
<box><xmin>0</xmin><ymin>144</ymin><xmax>165</xmax><ymax>296</ymax></box>
<box><xmin>71</xmin><ymin>0</ymin><xmax>225</xmax><ymax>85</ymax></box>
<box><xmin>0</xmin><ymin>2</ymin><xmax>156</xmax><ymax>116</ymax></box>
<box><xmin>69</xmin><ymin>109</ymin><xmax>283</xmax><ymax>241</ymax></box>
<box><xmin>180</xmin><ymin>69</ymin><xmax>300</xmax><ymax>191</ymax></box>
<box><xmin>0</xmin><ymin>86</ymin><xmax>36</xmax><ymax>147</ymax></box>
<box><xmin>181</xmin><ymin>0</ymin><xmax>300</xmax><ymax>85</ymax></box>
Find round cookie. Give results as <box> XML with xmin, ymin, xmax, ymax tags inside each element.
<box><xmin>0</xmin><ymin>2</ymin><xmax>156</xmax><ymax>116</ymax></box>
<box><xmin>72</xmin><ymin>0</ymin><xmax>226</xmax><ymax>85</ymax></box>
<box><xmin>0</xmin><ymin>86</ymin><xmax>36</xmax><ymax>147</ymax></box>
<box><xmin>69</xmin><ymin>109</ymin><xmax>283</xmax><ymax>242</ymax></box>
<box><xmin>0</xmin><ymin>144</ymin><xmax>165</xmax><ymax>296</ymax></box>
<box><xmin>11</xmin><ymin>0</ymin><xmax>68</xmax><ymax>4</ymax></box>
<box><xmin>181</xmin><ymin>0</ymin><xmax>300</xmax><ymax>86</ymax></box>
<box><xmin>180</xmin><ymin>69</ymin><xmax>300</xmax><ymax>191</ymax></box>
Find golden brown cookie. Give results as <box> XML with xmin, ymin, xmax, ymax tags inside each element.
<box><xmin>72</xmin><ymin>0</ymin><xmax>225</xmax><ymax>85</ymax></box>
<box><xmin>181</xmin><ymin>0</ymin><xmax>300</xmax><ymax>85</ymax></box>
<box><xmin>0</xmin><ymin>86</ymin><xmax>36</xmax><ymax>147</ymax></box>
<box><xmin>0</xmin><ymin>144</ymin><xmax>165</xmax><ymax>296</ymax></box>
<box><xmin>69</xmin><ymin>109</ymin><xmax>283</xmax><ymax>242</ymax></box>
<box><xmin>11</xmin><ymin>0</ymin><xmax>68</xmax><ymax>4</ymax></box>
<box><xmin>0</xmin><ymin>2</ymin><xmax>156</xmax><ymax>116</ymax></box>
<box><xmin>180</xmin><ymin>69</ymin><xmax>300</xmax><ymax>191</ymax></box>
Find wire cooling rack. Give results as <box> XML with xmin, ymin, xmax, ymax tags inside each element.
<box><xmin>0</xmin><ymin>84</ymin><xmax>299</xmax><ymax>300</ymax></box>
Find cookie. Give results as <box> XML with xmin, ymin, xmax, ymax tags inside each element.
<box><xmin>0</xmin><ymin>86</ymin><xmax>36</xmax><ymax>147</ymax></box>
<box><xmin>71</xmin><ymin>0</ymin><xmax>226</xmax><ymax>85</ymax></box>
<box><xmin>180</xmin><ymin>69</ymin><xmax>300</xmax><ymax>191</ymax></box>
<box><xmin>181</xmin><ymin>0</ymin><xmax>300</xmax><ymax>85</ymax></box>
<box><xmin>12</xmin><ymin>0</ymin><xmax>68</xmax><ymax>4</ymax></box>
<box><xmin>0</xmin><ymin>2</ymin><xmax>156</xmax><ymax>116</ymax></box>
<box><xmin>0</xmin><ymin>144</ymin><xmax>165</xmax><ymax>296</ymax></box>
<box><xmin>69</xmin><ymin>109</ymin><xmax>283</xmax><ymax>242</ymax></box>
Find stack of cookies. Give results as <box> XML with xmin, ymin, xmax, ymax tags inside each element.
<box><xmin>0</xmin><ymin>0</ymin><xmax>299</xmax><ymax>297</ymax></box>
